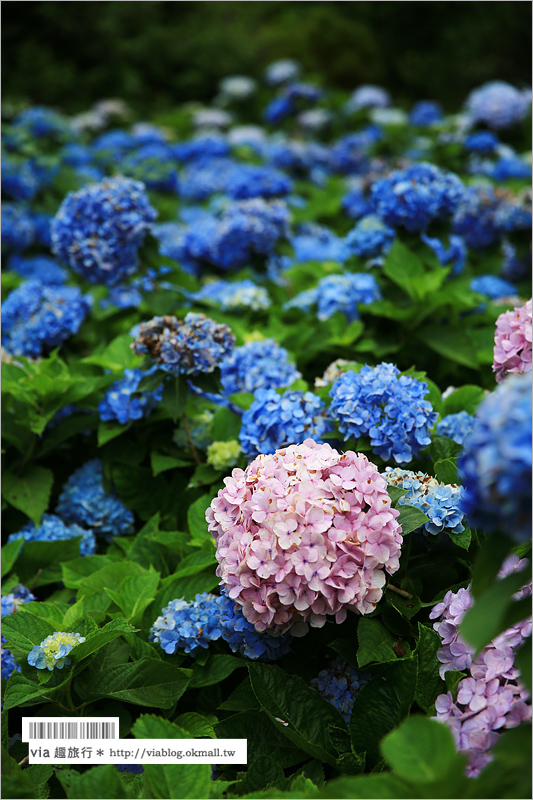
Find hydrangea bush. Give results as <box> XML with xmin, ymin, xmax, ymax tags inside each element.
<box><xmin>1</xmin><ymin>60</ymin><xmax>531</xmax><ymax>800</ymax></box>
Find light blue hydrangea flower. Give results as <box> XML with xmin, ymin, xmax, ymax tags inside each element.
<box><xmin>220</xmin><ymin>339</ymin><xmax>300</xmax><ymax>396</ymax></box>
<box><xmin>285</xmin><ymin>273</ymin><xmax>381</xmax><ymax>322</ymax></box>
<box><xmin>8</xmin><ymin>514</ymin><xmax>96</xmax><ymax>557</ymax></box>
<box><xmin>28</xmin><ymin>631</ymin><xmax>86</xmax><ymax>671</ymax></box>
<box><xmin>466</xmin><ymin>81</ymin><xmax>530</xmax><ymax>129</ymax></box>
<box><xmin>436</xmin><ymin>411</ymin><xmax>476</xmax><ymax>445</ymax></box>
<box><xmin>385</xmin><ymin>467</ymin><xmax>465</xmax><ymax>536</ymax></box>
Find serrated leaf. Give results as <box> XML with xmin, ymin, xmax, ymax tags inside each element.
<box><xmin>190</xmin><ymin>654</ymin><xmax>245</xmax><ymax>688</ymax></box>
<box><xmin>434</xmin><ymin>457</ymin><xmax>459</xmax><ymax>485</ymax></box>
<box><xmin>174</xmin><ymin>712</ymin><xmax>216</xmax><ymax>738</ymax></box>
<box><xmin>1</xmin><ymin>611</ymin><xmax>56</xmax><ymax>658</ymax></box>
<box><xmin>104</xmin><ymin>571</ymin><xmax>160</xmax><ymax>623</ymax></box>
<box><xmin>70</xmin><ymin>619</ymin><xmax>136</xmax><ymax>663</ymax></box>
<box><xmin>356</xmin><ymin>618</ymin><xmax>397</xmax><ymax>667</ymax></box>
<box><xmin>87</xmin><ymin>660</ymin><xmax>192</xmax><ymax>708</ymax></box>
<box><xmin>3</xmin><ymin>672</ymin><xmax>71</xmax><ymax>711</ymax></box>
<box><xmin>396</xmin><ymin>504</ymin><xmax>429</xmax><ymax>534</ymax></box>
<box><xmin>380</xmin><ymin>717</ymin><xmax>461</xmax><ymax>782</ymax></box>
<box><xmin>150</xmin><ymin>451</ymin><xmax>192</xmax><ymax>476</ymax></box>
<box><xmin>386</xmin><ymin>486</ymin><xmax>408</xmax><ymax>507</ymax></box>
<box><xmin>446</xmin><ymin>526</ymin><xmax>472</xmax><ymax>550</ymax></box>
<box><xmin>60</xmin><ymin>765</ymin><xmax>128</xmax><ymax>799</ymax></box>
<box><xmin>2</xmin><ymin>467</ymin><xmax>53</xmax><ymax>526</ymax></box>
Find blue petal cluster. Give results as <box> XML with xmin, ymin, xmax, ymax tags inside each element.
<box><xmin>285</xmin><ymin>273</ymin><xmax>381</xmax><ymax>322</ymax></box>
<box><xmin>409</xmin><ymin>101</ymin><xmax>443</xmax><ymax>126</ymax></box>
<box><xmin>466</xmin><ymin>81</ymin><xmax>530</xmax><ymax>129</ymax></box>
<box><xmin>452</xmin><ymin>186</ymin><xmax>531</xmax><ymax>250</ymax></box>
<box><xmin>310</xmin><ymin>658</ymin><xmax>371</xmax><ymax>723</ymax></box>
<box><xmin>1</xmin><ymin>155</ymin><xmax>40</xmax><ymax>200</ymax></box>
<box><xmin>459</xmin><ymin>374</ymin><xmax>532</xmax><ymax>542</ymax></box>
<box><xmin>7</xmin><ymin>254</ymin><xmax>68</xmax><ymax>285</ymax></box>
<box><xmin>385</xmin><ymin>468</ymin><xmax>466</xmax><ymax>536</ymax></box>
<box><xmin>12</xmin><ymin>106</ymin><xmax>73</xmax><ymax>140</ymax></box>
<box><xmin>2</xmin><ymin>204</ymin><xmax>35</xmax><ymax>251</ymax></box>
<box><xmin>28</xmin><ymin>631</ymin><xmax>86</xmax><ymax>671</ymax></box>
<box><xmin>342</xmin><ymin>187</ymin><xmax>372</xmax><ymax>219</ymax></box>
<box><xmin>470</xmin><ymin>275</ymin><xmax>518</xmax><ymax>300</ymax></box>
<box><xmin>51</xmin><ymin>176</ymin><xmax>158</xmax><ymax>286</ymax></box>
<box><xmin>190</xmin><ymin>279</ymin><xmax>271</xmax><ymax>312</ymax></box>
<box><xmin>181</xmin><ymin>159</ymin><xmax>292</xmax><ymax>201</ymax></box>
<box><xmin>132</xmin><ymin>313</ymin><xmax>235</xmax><ymax>376</ymax></box>
<box><xmin>239</xmin><ymin>388</ymin><xmax>331</xmax><ymax>459</ymax></box>
<box><xmin>158</xmin><ymin>199</ymin><xmax>290</xmax><ymax>273</ymax></box>
<box><xmin>345</xmin><ymin>215</ymin><xmax>395</xmax><ymax>259</ymax></box>
<box><xmin>329</xmin><ymin>363</ymin><xmax>438</xmax><ymax>463</ymax></box>
<box><xmin>420</xmin><ymin>233</ymin><xmax>467</xmax><ymax>274</ymax></box>
<box><xmin>56</xmin><ymin>460</ymin><xmax>135</xmax><ymax>540</ymax></box>
<box><xmin>121</xmin><ymin>144</ymin><xmax>179</xmax><ymax>193</ymax></box>
<box><xmin>346</xmin><ymin>85</ymin><xmax>391</xmax><ymax>112</ymax></box>
<box><xmin>150</xmin><ymin>592</ymin><xmax>291</xmax><ymax>660</ymax></box>
<box><xmin>1</xmin><ymin>647</ymin><xmax>21</xmax><ymax>681</ymax></box>
<box><xmin>371</xmin><ymin>162</ymin><xmax>465</xmax><ymax>232</ymax></box>
<box><xmin>291</xmin><ymin>223</ymin><xmax>350</xmax><ymax>263</ymax></box>
<box><xmin>8</xmin><ymin>514</ymin><xmax>96</xmax><ymax>557</ymax></box>
<box><xmin>173</xmin><ymin>135</ymin><xmax>229</xmax><ymax>163</ymax></box>
<box><xmin>217</xmin><ymin>590</ymin><xmax>292</xmax><ymax>660</ymax></box>
<box><xmin>436</xmin><ymin>411</ymin><xmax>476</xmax><ymax>445</ymax></box>
<box><xmin>98</xmin><ymin>368</ymin><xmax>163</xmax><ymax>425</ymax></box>
<box><xmin>464</xmin><ymin>131</ymin><xmax>499</xmax><ymax>153</ymax></box>
<box><xmin>220</xmin><ymin>339</ymin><xmax>301</xmax><ymax>395</ymax></box>
<box><xmin>1</xmin><ymin>281</ymin><xmax>92</xmax><ymax>357</ymax></box>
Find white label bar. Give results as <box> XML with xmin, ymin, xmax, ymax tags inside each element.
<box><xmin>27</xmin><ymin>738</ymin><xmax>247</xmax><ymax>764</ymax></box>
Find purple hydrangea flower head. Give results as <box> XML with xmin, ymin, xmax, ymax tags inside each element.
<box><xmin>492</xmin><ymin>299</ymin><xmax>532</xmax><ymax>383</ymax></box>
<box><xmin>1</xmin><ymin>281</ymin><xmax>91</xmax><ymax>358</ymax></box>
<box><xmin>466</xmin><ymin>81</ymin><xmax>530</xmax><ymax>129</ymax></box>
<box><xmin>220</xmin><ymin>339</ymin><xmax>300</xmax><ymax>396</ymax></box>
<box><xmin>459</xmin><ymin>374</ymin><xmax>531</xmax><ymax>541</ymax></box>
<box><xmin>436</xmin><ymin>411</ymin><xmax>475</xmax><ymax>445</ymax></box>
<box><xmin>8</xmin><ymin>513</ymin><xmax>96</xmax><ymax>557</ymax></box>
<box><xmin>371</xmin><ymin>162</ymin><xmax>465</xmax><ymax>232</ymax></box>
<box><xmin>208</xmin><ymin>439</ymin><xmax>403</xmax><ymax>634</ymax></box>
<box><xmin>285</xmin><ymin>273</ymin><xmax>381</xmax><ymax>322</ymax></box>
<box><xmin>311</xmin><ymin>658</ymin><xmax>371</xmax><ymax>723</ymax></box>
<box><xmin>330</xmin><ymin>364</ymin><xmax>438</xmax><ymax>464</ymax></box>
<box><xmin>56</xmin><ymin>460</ymin><xmax>134</xmax><ymax>540</ymax></box>
<box><xmin>132</xmin><ymin>313</ymin><xmax>235</xmax><ymax>376</ymax></box>
<box><xmin>385</xmin><ymin>467</ymin><xmax>465</xmax><ymax>536</ymax></box>
<box><xmin>98</xmin><ymin>367</ymin><xmax>163</xmax><ymax>425</ymax></box>
<box><xmin>51</xmin><ymin>176</ymin><xmax>158</xmax><ymax>286</ymax></box>
<box><xmin>409</xmin><ymin>101</ymin><xmax>443</xmax><ymax>126</ymax></box>
<box><xmin>239</xmin><ymin>388</ymin><xmax>332</xmax><ymax>459</ymax></box>
<box><xmin>345</xmin><ymin>215</ymin><xmax>395</xmax><ymax>259</ymax></box>
<box><xmin>28</xmin><ymin>631</ymin><xmax>86</xmax><ymax>671</ymax></box>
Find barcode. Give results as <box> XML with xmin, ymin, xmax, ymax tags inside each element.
<box><xmin>28</xmin><ymin>721</ymin><xmax>116</xmax><ymax>740</ymax></box>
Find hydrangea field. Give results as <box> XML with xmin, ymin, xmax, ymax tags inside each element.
<box><xmin>1</xmin><ymin>62</ymin><xmax>532</xmax><ymax>800</ymax></box>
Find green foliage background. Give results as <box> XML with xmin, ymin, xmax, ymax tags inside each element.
<box><xmin>2</xmin><ymin>1</ymin><xmax>532</xmax><ymax>115</ymax></box>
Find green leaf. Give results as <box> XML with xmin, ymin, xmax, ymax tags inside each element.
<box><xmin>3</xmin><ymin>672</ymin><xmax>71</xmax><ymax>711</ymax></box>
<box><xmin>210</xmin><ymin>406</ymin><xmax>242</xmax><ymax>442</ymax></box>
<box><xmin>248</xmin><ymin>662</ymin><xmax>345</xmax><ymax>766</ymax></box>
<box><xmin>60</xmin><ymin>555</ymin><xmax>119</xmax><ymax>588</ymax></box>
<box><xmin>396</xmin><ymin>504</ymin><xmax>429</xmax><ymax>535</ymax></box>
<box><xmin>350</xmin><ymin>659</ymin><xmax>417</xmax><ymax>768</ymax></box>
<box><xmin>234</xmin><ymin>756</ymin><xmax>285</xmax><ymax>795</ymax></box>
<box><xmin>61</xmin><ymin>765</ymin><xmax>129</xmax><ymax>799</ymax></box>
<box><xmin>162</xmin><ymin>375</ymin><xmax>188</xmax><ymax>423</ymax></box>
<box><xmin>315</xmin><ymin>774</ymin><xmax>414</xmax><ymax>799</ymax></box>
<box><xmin>150</xmin><ymin>451</ymin><xmax>192</xmax><ymax>476</ymax></box>
<box><xmin>434</xmin><ymin>458</ymin><xmax>459</xmax><ymax>485</ymax></box>
<box><xmin>1</xmin><ymin>610</ymin><xmax>56</xmax><ymax>658</ymax></box>
<box><xmin>471</xmin><ymin>535</ymin><xmax>512</xmax><ymax>598</ymax></box>
<box><xmin>214</xmin><ymin>710</ymin><xmax>308</xmax><ymax>768</ymax></box>
<box><xmin>460</xmin><ymin>566</ymin><xmax>531</xmax><ymax>651</ymax></box>
<box><xmin>172</xmin><ymin>550</ymin><xmax>216</xmax><ymax>578</ymax></box>
<box><xmin>387</xmin><ymin>486</ymin><xmax>408</xmax><ymax>507</ymax></box>
<box><xmin>174</xmin><ymin>712</ymin><xmax>216</xmax><ymax>738</ymax></box>
<box><xmin>1</xmin><ymin>539</ymin><xmax>23</xmax><ymax>577</ymax></box>
<box><xmin>415</xmin><ymin>624</ymin><xmax>445</xmax><ymax>712</ymax></box>
<box><xmin>190</xmin><ymin>654</ymin><xmax>246</xmax><ymax>688</ymax></box>
<box><xmin>98</xmin><ymin>420</ymin><xmax>132</xmax><ymax>447</ymax></box>
<box><xmin>104</xmin><ymin>571</ymin><xmax>160</xmax><ymax>623</ymax></box>
<box><xmin>446</xmin><ymin>526</ymin><xmax>472</xmax><ymax>550</ymax></box>
<box><xmin>418</xmin><ymin>325</ymin><xmax>478</xmax><ymax>368</ymax></box>
<box><xmin>16</xmin><ymin>538</ymin><xmax>84</xmax><ymax>586</ymax></box>
<box><xmin>381</xmin><ymin>716</ymin><xmax>461</xmax><ymax>783</ymax></box>
<box><xmin>70</xmin><ymin>619</ymin><xmax>136</xmax><ymax>662</ymax></box>
<box><xmin>87</xmin><ymin>660</ymin><xmax>192</xmax><ymax>708</ymax></box>
<box><xmin>357</xmin><ymin>618</ymin><xmax>398</xmax><ymax>667</ymax></box>
<box><xmin>442</xmin><ymin>385</ymin><xmax>486</xmax><ymax>416</ymax></box>
<box><xmin>2</xmin><ymin>467</ymin><xmax>53</xmax><ymax>525</ymax></box>
<box><xmin>515</xmin><ymin>637</ymin><xmax>531</xmax><ymax>693</ymax></box>
<box><xmin>428</xmin><ymin>435</ymin><xmax>462</xmax><ymax>463</ymax></box>
<box><xmin>82</xmin><ymin>333</ymin><xmax>142</xmax><ymax>371</ymax></box>
<box><xmin>187</xmin><ymin>494</ymin><xmax>215</xmax><ymax>549</ymax></box>
<box><xmin>383</xmin><ymin>241</ymin><xmax>425</xmax><ymax>301</ymax></box>
<box><xmin>218</xmin><ymin>677</ymin><xmax>261</xmax><ymax>712</ymax></box>
<box><xmin>445</xmin><ymin>670</ymin><xmax>466</xmax><ymax>700</ymax></box>
<box><xmin>187</xmin><ymin>464</ymin><xmax>220</xmax><ymax>489</ymax></box>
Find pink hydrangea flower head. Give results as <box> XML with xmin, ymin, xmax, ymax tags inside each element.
<box><xmin>207</xmin><ymin>439</ymin><xmax>403</xmax><ymax>635</ymax></box>
<box><xmin>492</xmin><ymin>298</ymin><xmax>532</xmax><ymax>383</ymax></box>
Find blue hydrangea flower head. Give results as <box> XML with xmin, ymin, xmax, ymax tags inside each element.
<box><xmin>1</xmin><ymin>646</ymin><xmax>21</xmax><ymax>680</ymax></box>
<box><xmin>345</xmin><ymin>215</ymin><xmax>395</xmax><ymax>259</ymax></box>
<box><xmin>346</xmin><ymin>85</ymin><xmax>391</xmax><ymax>112</ymax></box>
<box><xmin>220</xmin><ymin>339</ymin><xmax>301</xmax><ymax>396</ymax></box>
<box><xmin>329</xmin><ymin>364</ymin><xmax>438</xmax><ymax>464</ymax></box>
<box><xmin>409</xmin><ymin>101</ymin><xmax>443</xmax><ymax>126</ymax></box>
<box><xmin>173</xmin><ymin>135</ymin><xmax>229</xmax><ymax>163</ymax></box>
<box><xmin>420</xmin><ymin>233</ymin><xmax>467</xmax><ymax>274</ymax></box>
<box><xmin>452</xmin><ymin>185</ymin><xmax>531</xmax><ymax>250</ymax></box>
<box><xmin>239</xmin><ymin>388</ymin><xmax>332</xmax><ymax>459</ymax></box>
<box><xmin>8</xmin><ymin>513</ymin><xmax>96</xmax><ymax>557</ymax></box>
<box><xmin>1</xmin><ymin>281</ymin><xmax>92</xmax><ymax>358</ymax></box>
<box><xmin>132</xmin><ymin>313</ymin><xmax>235</xmax><ymax>376</ymax></box>
<box><xmin>1</xmin><ymin>585</ymin><xmax>36</xmax><ymax>617</ymax></box>
<box><xmin>7</xmin><ymin>254</ymin><xmax>68</xmax><ymax>285</ymax></box>
<box><xmin>371</xmin><ymin>162</ymin><xmax>465</xmax><ymax>232</ymax></box>
<box><xmin>121</xmin><ymin>145</ymin><xmax>179</xmax><ymax>193</ymax></box>
<box><xmin>2</xmin><ymin>204</ymin><xmax>35</xmax><ymax>251</ymax></box>
<box><xmin>310</xmin><ymin>658</ymin><xmax>371</xmax><ymax>723</ymax></box>
<box><xmin>459</xmin><ymin>374</ymin><xmax>532</xmax><ymax>542</ymax></box>
<box><xmin>285</xmin><ymin>273</ymin><xmax>381</xmax><ymax>323</ymax></box>
<box><xmin>12</xmin><ymin>106</ymin><xmax>73</xmax><ymax>140</ymax></box>
<box><xmin>464</xmin><ymin>131</ymin><xmax>499</xmax><ymax>154</ymax></box>
<box><xmin>56</xmin><ymin>460</ymin><xmax>134</xmax><ymax>540</ymax></box>
<box><xmin>98</xmin><ymin>367</ymin><xmax>163</xmax><ymax>425</ymax></box>
<box><xmin>263</xmin><ymin>95</ymin><xmax>294</xmax><ymax>124</ymax></box>
<box><xmin>150</xmin><ymin>594</ymin><xmax>223</xmax><ymax>656</ymax></box>
<box><xmin>51</xmin><ymin>176</ymin><xmax>158</xmax><ymax>286</ymax></box>
<box><xmin>436</xmin><ymin>411</ymin><xmax>475</xmax><ymax>445</ymax></box>
<box><xmin>217</xmin><ymin>590</ymin><xmax>292</xmax><ymax>660</ymax></box>
<box><xmin>190</xmin><ymin>279</ymin><xmax>271</xmax><ymax>312</ymax></box>
<box><xmin>385</xmin><ymin>468</ymin><xmax>465</xmax><ymax>536</ymax></box>
<box><xmin>291</xmin><ymin>223</ymin><xmax>350</xmax><ymax>263</ymax></box>
<box><xmin>470</xmin><ymin>275</ymin><xmax>518</xmax><ymax>300</ymax></box>
<box><xmin>1</xmin><ymin>155</ymin><xmax>40</xmax><ymax>201</ymax></box>
<box><xmin>466</xmin><ymin>81</ymin><xmax>530</xmax><ymax>129</ymax></box>
<box><xmin>342</xmin><ymin>187</ymin><xmax>372</xmax><ymax>220</ymax></box>
<box><xmin>28</xmin><ymin>631</ymin><xmax>86</xmax><ymax>671</ymax></box>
